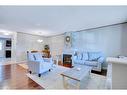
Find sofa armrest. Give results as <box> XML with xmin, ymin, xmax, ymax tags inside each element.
<box><xmin>27</xmin><ymin>61</ymin><xmax>41</xmax><ymax>72</ymax></box>
<box><xmin>98</xmin><ymin>61</ymin><xmax>102</xmax><ymax>68</ymax></box>
<box><xmin>92</xmin><ymin>61</ymin><xmax>102</xmax><ymax>72</ymax></box>
<box><xmin>94</xmin><ymin>57</ymin><xmax>105</xmax><ymax>71</ymax></box>
<box><xmin>73</xmin><ymin>55</ymin><xmax>77</xmax><ymax>61</ymax></box>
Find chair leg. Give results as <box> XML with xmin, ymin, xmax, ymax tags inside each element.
<box><xmin>29</xmin><ymin>71</ymin><xmax>32</xmax><ymax>74</ymax></box>
<box><xmin>38</xmin><ymin>74</ymin><xmax>41</xmax><ymax>77</ymax></box>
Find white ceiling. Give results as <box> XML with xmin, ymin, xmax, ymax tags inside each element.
<box><xmin>0</xmin><ymin>6</ymin><xmax>127</xmax><ymax>37</ymax></box>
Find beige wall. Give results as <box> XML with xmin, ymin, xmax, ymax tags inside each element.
<box><xmin>16</xmin><ymin>32</ymin><xmax>47</xmax><ymax>62</ymax></box>
<box><xmin>0</xmin><ymin>32</ymin><xmax>17</xmax><ymax>62</ymax></box>
<box><xmin>47</xmin><ymin>23</ymin><xmax>127</xmax><ymax>68</ymax></box>
<box><xmin>48</xmin><ymin>23</ymin><xmax>127</xmax><ymax>57</ymax></box>
<box><xmin>47</xmin><ymin>35</ymin><xmax>65</xmax><ymax>57</ymax></box>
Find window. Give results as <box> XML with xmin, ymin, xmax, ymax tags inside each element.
<box><xmin>0</xmin><ymin>41</ymin><xmax>2</xmax><ymax>50</ymax></box>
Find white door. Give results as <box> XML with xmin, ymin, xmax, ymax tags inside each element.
<box><xmin>0</xmin><ymin>40</ymin><xmax>5</xmax><ymax>58</ymax></box>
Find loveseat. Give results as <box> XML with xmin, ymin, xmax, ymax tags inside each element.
<box><xmin>73</xmin><ymin>51</ymin><xmax>105</xmax><ymax>72</ymax></box>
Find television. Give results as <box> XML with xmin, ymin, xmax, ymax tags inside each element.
<box><xmin>5</xmin><ymin>50</ymin><xmax>11</xmax><ymax>58</ymax></box>
<box><xmin>6</xmin><ymin>40</ymin><xmax>11</xmax><ymax>47</ymax></box>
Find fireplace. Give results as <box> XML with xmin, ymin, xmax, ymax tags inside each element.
<box><xmin>63</xmin><ymin>54</ymin><xmax>72</xmax><ymax>68</ymax></box>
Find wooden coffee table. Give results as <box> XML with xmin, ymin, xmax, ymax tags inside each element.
<box><xmin>61</xmin><ymin>65</ymin><xmax>92</xmax><ymax>89</ymax></box>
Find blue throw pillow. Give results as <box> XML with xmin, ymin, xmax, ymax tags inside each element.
<box><xmin>82</xmin><ymin>52</ymin><xmax>89</xmax><ymax>61</ymax></box>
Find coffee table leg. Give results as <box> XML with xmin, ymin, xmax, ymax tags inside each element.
<box><xmin>77</xmin><ymin>81</ymin><xmax>80</xmax><ymax>89</ymax></box>
<box><xmin>88</xmin><ymin>70</ymin><xmax>91</xmax><ymax>79</ymax></box>
<box><xmin>62</xmin><ymin>76</ymin><xmax>67</xmax><ymax>89</ymax></box>
<box><xmin>89</xmin><ymin>70</ymin><xmax>91</xmax><ymax>75</ymax></box>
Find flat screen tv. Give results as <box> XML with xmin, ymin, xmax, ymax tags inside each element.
<box><xmin>6</xmin><ymin>40</ymin><xmax>11</xmax><ymax>47</ymax></box>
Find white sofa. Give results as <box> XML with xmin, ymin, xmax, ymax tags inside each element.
<box><xmin>27</xmin><ymin>52</ymin><xmax>53</xmax><ymax>77</ymax></box>
<box><xmin>73</xmin><ymin>51</ymin><xmax>105</xmax><ymax>72</ymax></box>
<box><xmin>105</xmin><ymin>64</ymin><xmax>112</xmax><ymax>89</ymax></box>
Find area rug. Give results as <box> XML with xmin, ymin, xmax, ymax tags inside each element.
<box><xmin>18</xmin><ymin>63</ymin><xmax>28</xmax><ymax>69</ymax></box>
<box><xmin>24</xmin><ymin>65</ymin><xmax>106</xmax><ymax>89</ymax></box>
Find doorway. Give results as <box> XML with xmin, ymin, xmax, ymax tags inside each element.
<box><xmin>0</xmin><ymin>39</ymin><xmax>5</xmax><ymax>58</ymax></box>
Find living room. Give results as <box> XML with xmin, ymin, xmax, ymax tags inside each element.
<box><xmin>0</xmin><ymin>6</ymin><xmax>127</xmax><ymax>90</ymax></box>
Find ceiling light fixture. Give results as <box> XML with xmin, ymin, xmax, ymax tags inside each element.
<box><xmin>37</xmin><ymin>39</ymin><xmax>43</xmax><ymax>43</ymax></box>
<box><xmin>3</xmin><ymin>32</ymin><xmax>10</xmax><ymax>35</ymax></box>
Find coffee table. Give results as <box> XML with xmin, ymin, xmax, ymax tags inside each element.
<box><xmin>61</xmin><ymin>65</ymin><xmax>92</xmax><ymax>89</ymax></box>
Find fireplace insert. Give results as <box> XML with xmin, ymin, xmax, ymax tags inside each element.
<box><xmin>63</xmin><ymin>54</ymin><xmax>72</xmax><ymax>68</ymax></box>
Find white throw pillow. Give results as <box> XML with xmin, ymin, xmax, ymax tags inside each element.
<box><xmin>77</xmin><ymin>53</ymin><xmax>82</xmax><ymax>60</ymax></box>
<box><xmin>33</xmin><ymin>53</ymin><xmax>44</xmax><ymax>62</ymax></box>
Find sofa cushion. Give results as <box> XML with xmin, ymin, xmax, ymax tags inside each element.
<box><xmin>84</xmin><ymin>61</ymin><xmax>98</xmax><ymax>67</ymax></box>
<box><xmin>88</xmin><ymin>52</ymin><xmax>102</xmax><ymax>61</ymax></box>
<box><xmin>82</xmin><ymin>52</ymin><xmax>89</xmax><ymax>61</ymax></box>
<box><xmin>74</xmin><ymin>60</ymin><xmax>84</xmax><ymax>65</ymax></box>
<box><xmin>98</xmin><ymin>57</ymin><xmax>105</xmax><ymax>63</ymax></box>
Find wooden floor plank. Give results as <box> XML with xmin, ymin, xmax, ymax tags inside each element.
<box><xmin>0</xmin><ymin>64</ymin><xmax>43</xmax><ymax>89</ymax></box>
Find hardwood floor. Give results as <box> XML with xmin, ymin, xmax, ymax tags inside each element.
<box><xmin>0</xmin><ymin>64</ymin><xmax>43</xmax><ymax>89</ymax></box>
<box><xmin>0</xmin><ymin>63</ymin><xmax>107</xmax><ymax>89</ymax></box>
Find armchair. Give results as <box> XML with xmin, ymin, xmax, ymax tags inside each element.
<box><xmin>27</xmin><ymin>52</ymin><xmax>53</xmax><ymax>77</ymax></box>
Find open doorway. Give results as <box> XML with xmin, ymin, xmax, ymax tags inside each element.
<box><xmin>0</xmin><ymin>39</ymin><xmax>5</xmax><ymax>58</ymax></box>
